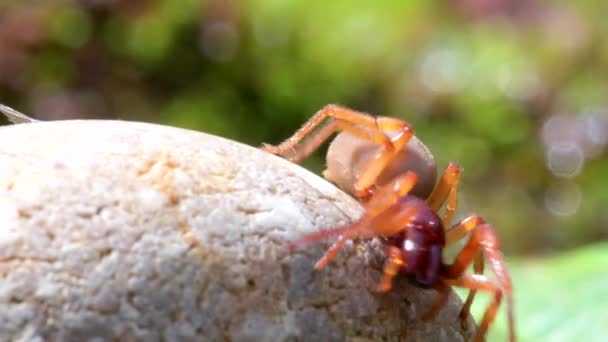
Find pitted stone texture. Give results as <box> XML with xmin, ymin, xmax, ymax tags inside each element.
<box><xmin>0</xmin><ymin>120</ymin><xmax>475</xmax><ymax>341</ymax></box>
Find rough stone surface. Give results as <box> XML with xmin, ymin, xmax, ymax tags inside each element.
<box><xmin>0</xmin><ymin>120</ymin><xmax>475</xmax><ymax>341</ymax></box>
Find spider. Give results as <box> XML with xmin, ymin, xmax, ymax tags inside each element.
<box><xmin>263</xmin><ymin>105</ymin><xmax>515</xmax><ymax>342</ymax></box>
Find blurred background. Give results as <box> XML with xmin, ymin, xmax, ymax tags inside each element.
<box><xmin>0</xmin><ymin>0</ymin><xmax>606</xmax><ymax>340</ymax></box>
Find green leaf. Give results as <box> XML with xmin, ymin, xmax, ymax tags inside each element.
<box><xmin>457</xmin><ymin>243</ymin><xmax>608</xmax><ymax>341</ymax></box>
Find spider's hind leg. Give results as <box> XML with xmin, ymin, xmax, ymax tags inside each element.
<box><xmin>443</xmin><ymin>220</ymin><xmax>515</xmax><ymax>342</ymax></box>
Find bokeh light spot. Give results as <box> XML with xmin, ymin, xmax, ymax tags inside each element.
<box><xmin>545</xmin><ymin>181</ymin><xmax>582</xmax><ymax>217</ymax></box>
<box><xmin>546</xmin><ymin>143</ymin><xmax>584</xmax><ymax>178</ymax></box>
<box><xmin>541</xmin><ymin>114</ymin><xmax>579</xmax><ymax>147</ymax></box>
<box><xmin>199</xmin><ymin>20</ymin><xmax>238</xmax><ymax>62</ymax></box>
<box><xmin>419</xmin><ymin>48</ymin><xmax>468</xmax><ymax>93</ymax></box>
<box><xmin>581</xmin><ymin>110</ymin><xmax>608</xmax><ymax>157</ymax></box>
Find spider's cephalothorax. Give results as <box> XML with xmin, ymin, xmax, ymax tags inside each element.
<box><xmin>385</xmin><ymin>195</ymin><xmax>446</xmax><ymax>288</ymax></box>
<box><xmin>263</xmin><ymin>105</ymin><xmax>515</xmax><ymax>342</ymax></box>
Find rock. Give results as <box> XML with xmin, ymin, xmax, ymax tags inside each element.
<box><xmin>0</xmin><ymin>120</ymin><xmax>474</xmax><ymax>341</ymax></box>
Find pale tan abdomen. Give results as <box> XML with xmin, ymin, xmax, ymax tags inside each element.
<box><xmin>324</xmin><ymin>132</ymin><xmax>437</xmax><ymax>199</ymax></box>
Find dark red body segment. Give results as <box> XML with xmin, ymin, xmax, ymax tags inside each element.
<box><xmin>385</xmin><ymin>196</ymin><xmax>446</xmax><ymax>288</ymax></box>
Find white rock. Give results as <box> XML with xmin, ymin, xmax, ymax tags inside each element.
<box><xmin>0</xmin><ymin>120</ymin><xmax>473</xmax><ymax>341</ymax></box>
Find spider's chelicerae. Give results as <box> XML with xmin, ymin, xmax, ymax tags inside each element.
<box><xmin>263</xmin><ymin>105</ymin><xmax>515</xmax><ymax>342</ymax></box>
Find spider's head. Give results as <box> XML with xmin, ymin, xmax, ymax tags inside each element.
<box><xmin>397</xmin><ymin>202</ymin><xmax>446</xmax><ymax>288</ymax></box>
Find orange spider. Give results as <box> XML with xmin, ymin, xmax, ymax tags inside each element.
<box><xmin>263</xmin><ymin>105</ymin><xmax>515</xmax><ymax>342</ymax></box>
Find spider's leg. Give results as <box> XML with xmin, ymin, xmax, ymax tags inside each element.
<box><xmin>444</xmin><ymin>274</ymin><xmax>505</xmax><ymax>342</ymax></box>
<box><xmin>262</xmin><ymin>105</ymin><xmax>414</xmax><ymax>197</ymax></box>
<box><xmin>426</xmin><ymin>162</ymin><xmax>461</xmax><ymax>226</ymax></box>
<box><xmin>445</xmin><ymin>214</ymin><xmax>484</xmax><ymax>246</ymax></box>
<box><xmin>443</xmin><ymin>221</ymin><xmax>515</xmax><ymax>342</ymax></box>
<box><xmin>290</xmin><ymin>171</ymin><xmax>419</xmax><ymax>268</ymax></box>
<box><xmin>351</xmin><ymin>115</ymin><xmax>414</xmax><ymax>197</ymax></box>
<box><xmin>363</xmin><ymin>171</ymin><xmax>417</xmax><ymax>216</ymax></box>
<box><xmin>263</xmin><ymin>104</ymin><xmax>390</xmax><ymax>161</ymax></box>
<box><xmin>443</xmin><ymin>215</ymin><xmax>486</xmax><ymax>330</ymax></box>
<box><xmin>457</xmin><ymin>251</ymin><xmax>484</xmax><ymax>327</ymax></box>
<box><xmin>377</xmin><ymin>246</ymin><xmax>407</xmax><ymax>292</ymax></box>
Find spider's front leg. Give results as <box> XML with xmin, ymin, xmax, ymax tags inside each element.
<box><xmin>443</xmin><ymin>218</ymin><xmax>515</xmax><ymax>342</ymax></box>
<box><xmin>289</xmin><ymin>171</ymin><xmax>419</xmax><ymax>270</ymax></box>
<box><xmin>262</xmin><ymin>104</ymin><xmax>414</xmax><ymax>198</ymax></box>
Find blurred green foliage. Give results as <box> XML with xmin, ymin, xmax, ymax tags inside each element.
<box><xmin>461</xmin><ymin>243</ymin><xmax>608</xmax><ymax>341</ymax></box>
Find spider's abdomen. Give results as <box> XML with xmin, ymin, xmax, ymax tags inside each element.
<box><xmin>324</xmin><ymin>133</ymin><xmax>437</xmax><ymax>199</ymax></box>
